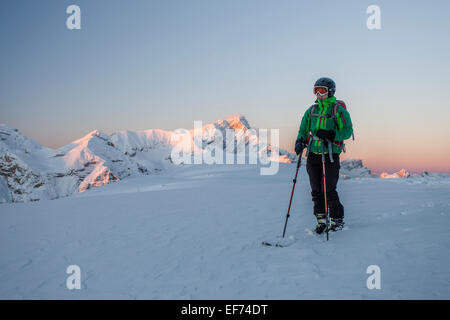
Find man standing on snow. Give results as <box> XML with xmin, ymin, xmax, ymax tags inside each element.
<box><xmin>295</xmin><ymin>77</ymin><xmax>353</xmax><ymax>234</ymax></box>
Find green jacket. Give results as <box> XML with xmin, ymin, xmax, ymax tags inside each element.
<box><xmin>297</xmin><ymin>96</ymin><xmax>353</xmax><ymax>154</ymax></box>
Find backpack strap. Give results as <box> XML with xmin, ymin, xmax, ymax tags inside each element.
<box><xmin>306</xmin><ymin>104</ymin><xmax>317</xmax><ymax>139</ymax></box>
<box><xmin>311</xmin><ymin>103</ymin><xmax>335</xmax><ymax>120</ymax></box>
<box><xmin>333</xmin><ymin>102</ymin><xmax>355</xmax><ymax>141</ymax></box>
<box><xmin>310</xmin><ymin>104</ymin><xmax>318</xmax><ymax>116</ymax></box>
<box><xmin>331</xmin><ymin>102</ymin><xmax>346</xmax><ymax>152</ymax></box>
<box><xmin>332</xmin><ymin>102</ymin><xmax>340</xmax><ymax>127</ymax></box>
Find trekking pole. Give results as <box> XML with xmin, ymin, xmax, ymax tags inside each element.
<box><xmin>321</xmin><ymin>140</ymin><xmax>329</xmax><ymax>241</ymax></box>
<box><xmin>281</xmin><ymin>155</ymin><xmax>302</xmax><ymax>238</ymax></box>
<box><xmin>262</xmin><ymin>153</ymin><xmax>302</xmax><ymax>247</ymax></box>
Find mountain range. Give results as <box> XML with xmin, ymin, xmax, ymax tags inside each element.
<box><xmin>4</xmin><ymin>114</ymin><xmax>433</xmax><ymax>203</ymax></box>
<box><xmin>0</xmin><ymin>115</ymin><xmax>300</xmax><ymax>203</ymax></box>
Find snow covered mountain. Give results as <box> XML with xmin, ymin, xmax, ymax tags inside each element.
<box><xmin>378</xmin><ymin>169</ymin><xmax>450</xmax><ymax>184</ymax></box>
<box><xmin>0</xmin><ymin>115</ymin><xmax>296</xmax><ymax>203</ymax></box>
<box><xmin>380</xmin><ymin>168</ymin><xmax>410</xmax><ymax>179</ymax></box>
<box><xmin>0</xmin><ymin>124</ymin><xmax>66</xmax><ymax>202</ymax></box>
<box><xmin>111</xmin><ymin>114</ymin><xmax>295</xmax><ymax>164</ymax></box>
<box><xmin>56</xmin><ymin>130</ymin><xmax>151</xmax><ymax>192</ymax></box>
<box><xmin>340</xmin><ymin>159</ymin><xmax>373</xmax><ymax>179</ymax></box>
<box><xmin>3</xmin><ymin>117</ymin><xmax>447</xmax><ymax>204</ymax></box>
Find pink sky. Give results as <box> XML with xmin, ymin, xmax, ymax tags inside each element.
<box><xmin>280</xmin><ymin>129</ymin><xmax>450</xmax><ymax>175</ymax></box>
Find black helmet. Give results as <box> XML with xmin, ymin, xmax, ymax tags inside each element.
<box><xmin>314</xmin><ymin>77</ymin><xmax>336</xmax><ymax>97</ymax></box>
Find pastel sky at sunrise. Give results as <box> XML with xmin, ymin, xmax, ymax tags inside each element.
<box><xmin>1</xmin><ymin>0</ymin><xmax>450</xmax><ymax>174</ymax></box>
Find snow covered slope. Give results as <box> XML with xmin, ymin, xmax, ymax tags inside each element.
<box><xmin>57</xmin><ymin>130</ymin><xmax>150</xmax><ymax>192</ymax></box>
<box><xmin>0</xmin><ymin>163</ymin><xmax>449</xmax><ymax>299</ymax></box>
<box><xmin>110</xmin><ymin>129</ymin><xmax>173</xmax><ymax>156</ymax></box>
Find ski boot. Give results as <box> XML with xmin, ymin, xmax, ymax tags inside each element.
<box><xmin>328</xmin><ymin>218</ymin><xmax>344</xmax><ymax>232</ymax></box>
<box><xmin>314</xmin><ymin>213</ymin><xmax>327</xmax><ymax>234</ymax></box>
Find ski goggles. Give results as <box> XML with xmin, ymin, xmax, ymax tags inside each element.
<box><xmin>313</xmin><ymin>86</ymin><xmax>328</xmax><ymax>96</ymax></box>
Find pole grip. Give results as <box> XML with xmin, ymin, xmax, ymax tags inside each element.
<box><xmin>327</xmin><ymin>139</ymin><xmax>334</xmax><ymax>163</ymax></box>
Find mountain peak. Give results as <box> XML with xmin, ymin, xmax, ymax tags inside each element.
<box><xmin>0</xmin><ymin>124</ymin><xmax>42</xmax><ymax>154</ymax></box>
<box><xmin>72</xmin><ymin>129</ymin><xmax>109</xmax><ymax>145</ymax></box>
<box><xmin>222</xmin><ymin>113</ymin><xmax>246</xmax><ymax>121</ymax></box>
<box><xmin>0</xmin><ymin>124</ymin><xmax>19</xmax><ymax>133</ymax></box>
<box><xmin>214</xmin><ymin>114</ymin><xmax>251</xmax><ymax>131</ymax></box>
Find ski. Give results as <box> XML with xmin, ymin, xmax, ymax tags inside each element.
<box><xmin>262</xmin><ymin>157</ymin><xmax>302</xmax><ymax>248</ymax></box>
<box><xmin>261</xmin><ymin>241</ymin><xmax>284</xmax><ymax>247</ymax></box>
<box><xmin>261</xmin><ymin>235</ymin><xmax>296</xmax><ymax>248</ymax></box>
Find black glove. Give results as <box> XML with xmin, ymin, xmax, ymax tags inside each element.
<box><xmin>315</xmin><ymin>129</ymin><xmax>336</xmax><ymax>142</ymax></box>
<box><xmin>295</xmin><ymin>138</ymin><xmax>306</xmax><ymax>155</ymax></box>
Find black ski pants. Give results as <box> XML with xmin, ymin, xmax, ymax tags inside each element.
<box><xmin>306</xmin><ymin>152</ymin><xmax>344</xmax><ymax>219</ymax></box>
